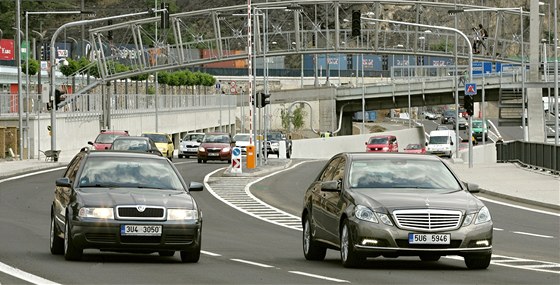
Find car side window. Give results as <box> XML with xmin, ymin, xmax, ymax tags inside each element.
<box><xmin>65</xmin><ymin>155</ymin><xmax>82</xmax><ymax>183</ymax></box>
<box><xmin>319</xmin><ymin>157</ymin><xmax>342</xmax><ymax>182</ymax></box>
<box><xmin>331</xmin><ymin>157</ymin><xmax>346</xmax><ymax>183</ymax></box>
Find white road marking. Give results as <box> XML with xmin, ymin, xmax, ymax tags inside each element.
<box><xmin>202</xmin><ymin>250</ymin><xmax>222</xmax><ymax>256</ymax></box>
<box><xmin>494</xmin><ymin>228</ymin><xmax>504</xmax><ymax>231</ymax></box>
<box><xmin>0</xmin><ymin>167</ymin><xmax>66</xmax><ymax>184</ymax></box>
<box><xmin>0</xmin><ymin>262</ymin><xmax>61</xmax><ymax>285</ymax></box>
<box><xmin>478</xmin><ymin>197</ymin><xmax>560</xmax><ymax>217</ymax></box>
<box><xmin>289</xmin><ymin>271</ymin><xmax>350</xmax><ymax>283</ymax></box>
<box><xmin>230</xmin><ymin>259</ymin><xmax>274</xmax><ymax>268</ymax></box>
<box><xmin>512</xmin><ymin>231</ymin><xmax>555</xmax><ymax>239</ymax></box>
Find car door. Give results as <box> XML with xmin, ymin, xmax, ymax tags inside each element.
<box><xmin>321</xmin><ymin>156</ymin><xmax>347</xmax><ymax>242</ymax></box>
<box><xmin>311</xmin><ymin>156</ymin><xmax>343</xmax><ymax>241</ymax></box>
<box><xmin>54</xmin><ymin>154</ymin><xmax>82</xmax><ymax>226</ymax></box>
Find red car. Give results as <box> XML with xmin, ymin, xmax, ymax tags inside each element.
<box><xmin>365</xmin><ymin>135</ymin><xmax>399</xmax><ymax>152</ymax></box>
<box><xmin>403</xmin><ymin>143</ymin><xmax>426</xmax><ymax>154</ymax></box>
<box><xmin>88</xmin><ymin>130</ymin><xmax>129</xmax><ymax>150</ymax></box>
<box><xmin>197</xmin><ymin>132</ymin><xmax>234</xmax><ymax>163</ymax></box>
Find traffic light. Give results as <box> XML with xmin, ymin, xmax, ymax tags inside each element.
<box><xmin>382</xmin><ymin>55</ymin><xmax>388</xmax><ymax>70</ymax></box>
<box><xmin>464</xmin><ymin>95</ymin><xmax>474</xmax><ymax>116</ymax></box>
<box><xmin>257</xmin><ymin>92</ymin><xmax>270</xmax><ymax>108</ymax></box>
<box><xmin>351</xmin><ymin>10</ymin><xmax>361</xmax><ymax>37</ymax></box>
<box><xmin>161</xmin><ymin>2</ymin><xmax>170</xmax><ymax>29</ymax></box>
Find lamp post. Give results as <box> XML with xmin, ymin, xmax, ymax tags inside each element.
<box><xmin>32</xmin><ymin>29</ymin><xmax>45</xmax><ymax>160</ymax></box>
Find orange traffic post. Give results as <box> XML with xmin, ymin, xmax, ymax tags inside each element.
<box><xmin>246</xmin><ymin>145</ymin><xmax>256</xmax><ymax>169</ymax></box>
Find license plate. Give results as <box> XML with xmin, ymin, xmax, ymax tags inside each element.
<box><xmin>208</xmin><ymin>153</ymin><xmax>219</xmax><ymax>156</ymax></box>
<box><xmin>408</xmin><ymin>233</ymin><xmax>450</xmax><ymax>244</ymax></box>
<box><xmin>120</xmin><ymin>225</ymin><xmax>162</xmax><ymax>236</ymax></box>
<box><xmin>186</xmin><ymin>148</ymin><xmax>197</xmax><ymax>152</ymax></box>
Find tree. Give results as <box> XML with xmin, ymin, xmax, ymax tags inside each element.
<box><xmin>21</xmin><ymin>59</ymin><xmax>39</xmax><ymax>76</ymax></box>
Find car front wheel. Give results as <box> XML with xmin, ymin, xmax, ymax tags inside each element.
<box><xmin>64</xmin><ymin>217</ymin><xmax>83</xmax><ymax>261</ymax></box>
<box><xmin>50</xmin><ymin>213</ymin><xmax>64</xmax><ymax>255</ymax></box>
<box><xmin>340</xmin><ymin>220</ymin><xmax>365</xmax><ymax>268</ymax></box>
<box><xmin>464</xmin><ymin>253</ymin><xmax>491</xmax><ymax>269</ymax></box>
<box><xmin>180</xmin><ymin>231</ymin><xmax>201</xmax><ymax>263</ymax></box>
<box><xmin>302</xmin><ymin>215</ymin><xmax>326</xmax><ymax>261</ymax></box>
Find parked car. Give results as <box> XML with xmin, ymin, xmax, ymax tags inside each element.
<box><xmin>403</xmin><ymin>143</ymin><xmax>426</xmax><ymax>154</ymax></box>
<box><xmin>49</xmin><ymin>148</ymin><xmax>203</xmax><ymax>262</ymax></box>
<box><xmin>264</xmin><ymin>131</ymin><xmax>292</xmax><ymax>158</ymax></box>
<box><xmin>301</xmin><ymin>152</ymin><xmax>492</xmax><ymax>269</ymax></box>
<box><xmin>110</xmin><ymin>136</ymin><xmax>162</xmax><ymax>156</ymax></box>
<box><xmin>365</xmin><ymin>135</ymin><xmax>398</xmax><ymax>152</ymax></box>
<box><xmin>179</xmin><ymin>132</ymin><xmax>205</xmax><ymax>158</ymax></box>
<box><xmin>197</xmin><ymin>132</ymin><xmax>234</xmax><ymax>163</ymax></box>
<box><xmin>440</xmin><ymin>110</ymin><xmax>456</xmax><ymax>124</ymax></box>
<box><xmin>233</xmin><ymin>133</ymin><xmax>254</xmax><ymax>155</ymax></box>
<box><xmin>142</xmin><ymin>132</ymin><xmax>174</xmax><ymax>160</ymax></box>
<box><xmin>451</xmin><ymin>116</ymin><xmax>468</xmax><ymax>130</ymax></box>
<box><xmin>87</xmin><ymin>130</ymin><xmax>129</xmax><ymax>150</ymax></box>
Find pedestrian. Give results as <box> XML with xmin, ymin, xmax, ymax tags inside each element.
<box><xmin>478</xmin><ymin>24</ymin><xmax>488</xmax><ymax>54</ymax></box>
<box><xmin>472</xmin><ymin>27</ymin><xmax>480</xmax><ymax>54</ymax></box>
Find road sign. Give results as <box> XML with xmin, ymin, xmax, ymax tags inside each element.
<box><xmin>465</xmin><ymin>83</ymin><xmax>477</xmax><ymax>96</ymax></box>
<box><xmin>231</xmin><ymin>147</ymin><xmax>242</xmax><ymax>174</ymax></box>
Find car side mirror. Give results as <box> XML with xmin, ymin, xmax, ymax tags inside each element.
<box><xmin>425</xmin><ymin>142</ymin><xmax>428</xmax><ymax>146</ymax></box>
<box><xmin>450</xmin><ymin>141</ymin><xmax>454</xmax><ymax>146</ymax></box>
<box><xmin>197</xmin><ymin>139</ymin><xmax>202</xmax><ymax>143</ymax></box>
<box><xmin>56</xmin><ymin>177</ymin><xmax>72</xmax><ymax>187</ymax></box>
<box><xmin>466</xmin><ymin>182</ymin><xmax>480</xmax><ymax>193</ymax></box>
<box><xmin>321</xmin><ymin>180</ymin><xmax>341</xmax><ymax>192</ymax></box>
<box><xmin>188</xmin><ymin>181</ymin><xmax>204</xmax><ymax>192</ymax></box>
<box><xmin>88</xmin><ymin>141</ymin><xmax>93</xmax><ymax>145</ymax></box>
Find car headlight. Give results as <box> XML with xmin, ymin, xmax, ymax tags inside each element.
<box><xmin>475</xmin><ymin>206</ymin><xmax>492</xmax><ymax>224</ymax></box>
<box><xmin>355</xmin><ymin>205</ymin><xmax>378</xmax><ymax>223</ymax></box>
<box><xmin>167</xmin><ymin>209</ymin><xmax>198</xmax><ymax>220</ymax></box>
<box><xmin>377</xmin><ymin>213</ymin><xmax>393</xmax><ymax>226</ymax></box>
<box><xmin>382</xmin><ymin>147</ymin><xmax>389</xmax><ymax>151</ymax></box>
<box><xmin>222</xmin><ymin>147</ymin><xmax>231</xmax><ymax>153</ymax></box>
<box><xmin>198</xmin><ymin>146</ymin><xmax>205</xmax><ymax>152</ymax></box>
<box><xmin>462</xmin><ymin>213</ymin><xmax>475</xmax><ymax>226</ymax></box>
<box><xmin>78</xmin><ymin>207</ymin><xmax>114</xmax><ymax>219</ymax></box>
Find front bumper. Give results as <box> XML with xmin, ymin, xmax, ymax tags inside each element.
<box><xmin>180</xmin><ymin>146</ymin><xmax>199</xmax><ymax>156</ymax></box>
<box><xmin>348</xmin><ymin>217</ymin><xmax>493</xmax><ymax>257</ymax></box>
<box><xmin>69</xmin><ymin>219</ymin><xmax>202</xmax><ymax>252</ymax></box>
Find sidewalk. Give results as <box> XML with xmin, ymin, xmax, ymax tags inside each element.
<box><xmin>1</xmin><ymin>155</ymin><xmax>558</xmax><ymax>210</ymax></box>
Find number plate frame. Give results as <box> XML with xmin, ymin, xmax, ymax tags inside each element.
<box><xmin>408</xmin><ymin>233</ymin><xmax>450</xmax><ymax>245</ymax></box>
<box><xmin>120</xmin><ymin>225</ymin><xmax>162</xmax><ymax>236</ymax></box>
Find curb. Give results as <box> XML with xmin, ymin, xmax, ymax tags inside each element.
<box><xmin>479</xmin><ymin>188</ymin><xmax>560</xmax><ymax>211</ymax></box>
<box><xmin>222</xmin><ymin>159</ymin><xmax>293</xmax><ymax>177</ymax></box>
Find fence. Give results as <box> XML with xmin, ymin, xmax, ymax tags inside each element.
<box><xmin>496</xmin><ymin>140</ymin><xmax>560</xmax><ymax>174</ymax></box>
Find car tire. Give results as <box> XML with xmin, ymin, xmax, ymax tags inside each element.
<box><xmin>464</xmin><ymin>253</ymin><xmax>491</xmax><ymax>269</ymax></box>
<box><xmin>227</xmin><ymin>159</ymin><xmax>231</xmax><ymax>164</ymax></box>
<box><xmin>197</xmin><ymin>158</ymin><xmax>202</xmax><ymax>163</ymax></box>
<box><xmin>50</xmin><ymin>213</ymin><xmax>64</xmax><ymax>255</ymax></box>
<box><xmin>158</xmin><ymin>251</ymin><xmax>175</xmax><ymax>257</ymax></box>
<box><xmin>286</xmin><ymin>150</ymin><xmax>291</xmax><ymax>159</ymax></box>
<box><xmin>180</xmin><ymin>233</ymin><xmax>201</xmax><ymax>263</ymax></box>
<box><xmin>64</xmin><ymin>217</ymin><xmax>83</xmax><ymax>261</ymax></box>
<box><xmin>178</xmin><ymin>154</ymin><xmax>183</xmax><ymax>159</ymax></box>
<box><xmin>168</xmin><ymin>154</ymin><xmax>173</xmax><ymax>161</ymax></box>
<box><xmin>420</xmin><ymin>255</ymin><xmax>441</xmax><ymax>262</ymax></box>
<box><xmin>302</xmin><ymin>215</ymin><xmax>326</xmax><ymax>261</ymax></box>
<box><xmin>340</xmin><ymin>220</ymin><xmax>365</xmax><ymax>268</ymax></box>
<box><xmin>203</xmin><ymin>160</ymin><xmax>207</xmax><ymax>164</ymax></box>
<box><xmin>185</xmin><ymin>155</ymin><xmax>189</xmax><ymax>159</ymax></box>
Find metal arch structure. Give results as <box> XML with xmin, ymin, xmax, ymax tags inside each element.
<box><xmin>75</xmin><ymin>0</ymin><xmax>531</xmax><ymax>86</ymax></box>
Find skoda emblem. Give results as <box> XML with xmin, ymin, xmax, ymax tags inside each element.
<box><xmin>136</xmin><ymin>205</ymin><xmax>146</xmax><ymax>212</ymax></box>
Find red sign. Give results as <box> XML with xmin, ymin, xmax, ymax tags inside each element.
<box><xmin>0</xmin><ymin>39</ymin><xmax>15</xmax><ymax>61</ymax></box>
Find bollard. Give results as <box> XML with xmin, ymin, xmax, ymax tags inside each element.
<box><xmin>246</xmin><ymin>145</ymin><xmax>256</xmax><ymax>169</ymax></box>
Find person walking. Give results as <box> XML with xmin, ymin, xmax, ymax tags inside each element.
<box><xmin>477</xmin><ymin>24</ymin><xmax>488</xmax><ymax>54</ymax></box>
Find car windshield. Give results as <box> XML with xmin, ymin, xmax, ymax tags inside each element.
<box><xmin>368</xmin><ymin>137</ymin><xmax>388</xmax><ymax>144</ymax></box>
<box><xmin>143</xmin><ymin>134</ymin><xmax>167</xmax><ymax>143</ymax></box>
<box><xmin>266</xmin><ymin>133</ymin><xmax>283</xmax><ymax>141</ymax></box>
<box><xmin>184</xmin><ymin>134</ymin><xmax>204</xmax><ymax>141</ymax></box>
<box><xmin>77</xmin><ymin>157</ymin><xmax>184</xmax><ymax>190</ymax></box>
<box><xmin>429</xmin><ymin>136</ymin><xmax>449</xmax><ymax>144</ymax></box>
<box><xmin>472</xmin><ymin>121</ymin><xmax>484</xmax><ymax>128</ymax></box>
<box><xmin>111</xmin><ymin>139</ymin><xmax>149</xmax><ymax>151</ymax></box>
<box><xmin>349</xmin><ymin>159</ymin><xmax>461</xmax><ymax>190</ymax></box>
<box><xmin>405</xmin><ymin>144</ymin><xmax>421</xmax><ymax>150</ymax></box>
<box><xmin>203</xmin><ymin>134</ymin><xmax>230</xmax><ymax>143</ymax></box>
<box><xmin>95</xmin><ymin>134</ymin><xmax>122</xmax><ymax>144</ymax></box>
<box><xmin>233</xmin><ymin>134</ymin><xmax>251</xmax><ymax>141</ymax></box>
<box><xmin>443</xmin><ymin>110</ymin><xmax>455</xmax><ymax>117</ymax></box>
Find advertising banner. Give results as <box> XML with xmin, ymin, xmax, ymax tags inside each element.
<box><xmin>0</xmin><ymin>39</ymin><xmax>15</xmax><ymax>61</ymax></box>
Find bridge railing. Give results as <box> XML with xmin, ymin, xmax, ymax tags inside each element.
<box><xmin>496</xmin><ymin>140</ymin><xmax>560</xmax><ymax>174</ymax></box>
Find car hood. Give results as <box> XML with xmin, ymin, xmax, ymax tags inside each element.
<box><xmin>352</xmin><ymin>189</ymin><xmax>481</xmax><ymax>213</ymax></box>
<box><xmin>93</xmin><ymin>143</ymin><xmax>112</xmax><ymax>150</ymax></box>
<box><xmin>236</xmin><ymin>141</ymin><xmax>251</xmax><ymax>147</ymax></box>
<box><xmin>181</xmin><ymin>140</ymin><xmax>200</xmax><ymax>145</ymax></box>
<box><xmin>78</xmin><ymin>189</ymin><xmax>196</xmax><ymax>209</ymax></box>
<box><xmin>201</xmin><ymin>142</ymin><xmax>230</xmax><ymax>148</ymax></box>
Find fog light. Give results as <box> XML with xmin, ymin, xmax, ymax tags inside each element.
<box><xmin>361</xmin><ymin>239</ymin><xmax>378</xmax><ymax>246</ymax></box>
<box><xmin>476</xmin><ymin>240</ymin><xmax>489</xmax><ymax>246</ymax></box>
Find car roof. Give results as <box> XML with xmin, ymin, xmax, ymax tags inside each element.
<box><xmin>205</xmin><ymin>132</ymin><xmax>230</xmax><ymax>135</ymax></box>
<box><xmin>142</xmin><ymin>132</ymin><xmax>168</xmax><ymax>135</ymax></box>
<box><xmin>99</xmin><ymin>130</ymin><xmax>129</xmax><ymax>135</ymax></box>
<box><xmin>86</xmin><ymin>149</ymin><xmax>165</xmax><ymax>160</ymax></box>
<box><xmin>345</xmin><ymin>152</ymin><xmax>441</xmax><ymax>162</ymax></box>
<box><xmin>113</xmin><ymin>136</ymin><xmax>150</xmax><ymax>140</ymax></box>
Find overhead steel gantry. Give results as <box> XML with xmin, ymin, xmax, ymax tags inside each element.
<box><xmin>76</xmin><ymin>0</ymin><xmax>530</xmax><ymax>86</ymax></box>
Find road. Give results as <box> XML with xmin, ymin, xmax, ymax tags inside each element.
<box><xmin>1</xmin><ymin>159</ymin><xmax>558</xmax><ymax>284</ymax></box>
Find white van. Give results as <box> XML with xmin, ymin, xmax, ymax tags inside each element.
<box><xmin>426</xmin><ymin>130</ymin><xmax>456</xmax><ymax>158</ymax></box>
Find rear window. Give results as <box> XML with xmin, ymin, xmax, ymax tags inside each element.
<box><xmin>143</xmin><ymin>134</ymin><xmax>168</xmax><ymax>143</ymax></box>
<box><xmin>95</xmin><ymin>134</ymin><xmax>123</xmax><ymax>144</ymax></box>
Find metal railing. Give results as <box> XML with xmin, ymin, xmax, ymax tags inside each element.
<box><xmin>496</xmin><ymin>140</ymin><xmax>559</xmax><ymax>174</ymax></box>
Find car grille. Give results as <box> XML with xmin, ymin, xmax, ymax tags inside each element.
<box><xmin>185</xmin><ymin>144</ymin><xmax>198</xmax><ymax>148</ymax></box>
<box><xmin>207</xmin><ymin>148</ymin><xmax>222</xmax><ymax>153</ymax></box>
<box><xmin>392</xmin><ymin>209</ymin><xmax>462</xmax><ymax>232</ymax></box>
<box><xmin>86</xmin><ymin>233</ymin><xmax>117</xmax><ymax>243</ymax></box>
<box><xmin>116</xmin><ymin>206</ymin><xmax>166</xmax><ymax>221</ymax></box>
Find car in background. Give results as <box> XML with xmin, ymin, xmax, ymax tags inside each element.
<box><xmin>179</xmin><ymin>132</ymin><xmax>205</xmax><ymax>159</ymax></box>
<box><xmin>49</xmin><ymin>148</ymin><xmax>203</xmax><ymax>262</ymax></box>
<box><xmin>301</xmin><ymin>152</ymin><xmax>492</xmax><ymax>269</ymax></box>
<box><xmin>440</xmin><ymin>110</ymin><xmax>456</xmax><ymax>124</ymax></box>
<box><xmin>365</xmin><ymin>135</ymin><xmax>398</xmax><ymax>152</ymax></box>
<box><xmin>142</xmin><ymin>132</ymin><xmax>174</xmax><ymax>160</ymax></box>
<box><xmin>88</xmin><ymin>130</ymin><xmax>129</xmax><ymax>150</ymax></box>
<box><xmin>110</xmin><ymin>136</ymin><xmax>162</xmax><ymax>156</ymax></box>
<box><xmin>422</xmin><ymin>111</ymin><xmax>439</xmax><ymax>120</ymax></box>
<box><xmin>233</xmin><ymin>133</ymin><xmax>254</xmax><ymax>155</ymax></box>
<box><xmin>472</xmin><ymin>119</ymin><xmax>490</xmax><ymax>141</ymax></box>
<box><xmin>451</xmin><ymin>116</ymin><xmax>468</xmax><ymax>130</ymax></box>
<box><xmin>265</xmin><ymin>131</ymin><xmax>292</xmax><ymax>158</ymax></box>
<box><xmin>197</xmin><ymin>132</ymin><xmax>234</xmax><ymax>163</ymax></box>
<box><xmin>403</xmin><ymin>143</ymin><xmax>426</xmax><ymax>154</ymax></box>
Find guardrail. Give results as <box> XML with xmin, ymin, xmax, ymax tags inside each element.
<box><xmin>496</xmin><ymin>140</ymin><xmax>559</xmax><ymax>174</ymax></box>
